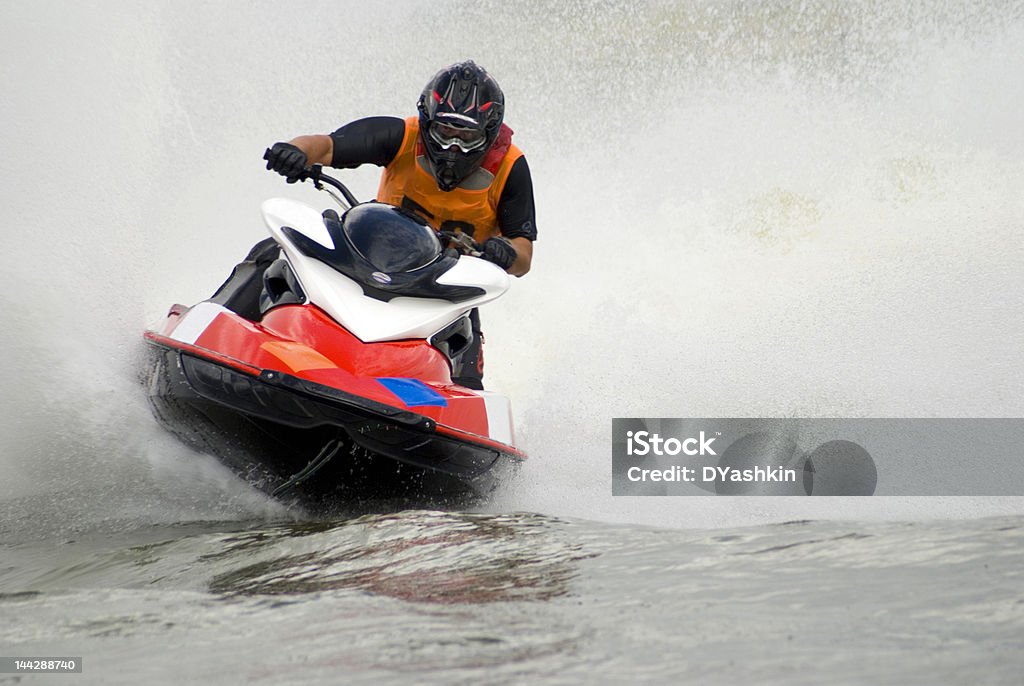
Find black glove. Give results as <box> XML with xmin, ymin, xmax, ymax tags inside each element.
<box><xmin>480</xmin><ymin>236</ymin><xmax>517</xmax><ymax>270</ymax></box>
<box><xmin>264</xmin><ymin>142</ymin><xmax>308</xmax><ymax>184</ymax></box>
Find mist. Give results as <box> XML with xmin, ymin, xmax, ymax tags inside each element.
<box><xmin>2</xmin><ymin>1</ymin><xmax>1022</xmax><ymax>533</ymax></box>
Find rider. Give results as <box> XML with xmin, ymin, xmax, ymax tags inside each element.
<box><xmin>262</xmin><ymin>61</ymin><xmax>537</xmax><ymax>390</ymax></box>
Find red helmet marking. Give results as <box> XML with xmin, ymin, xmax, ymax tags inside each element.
<box><xmin>432</xmin><ymin>90</ymin><xmax>442</xmax><ymax>103</ymax></box>
<box><xmin>479</xmin><ymin>101</ymin><xmax>494</xmax><ymax>112</ymax></box>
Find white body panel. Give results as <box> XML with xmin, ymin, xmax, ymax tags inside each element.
<box><xmin>261</xmin><ymin>198</ymin><xmax>335</xmax><ymax>249</ymax></box>
<box><xmin>168</xmin><ymin>302</ymin><xmax>231</xmax><ymax>344</ymax></box>
<box><xmin>476</xmin><ymin>391</ymin><xmax>515</xmax><ymax>446</ymax></box>
<box><xmin>260</xmin><ymin>198</ymin><xmax>511</xmax><ymax>343</ymax></box>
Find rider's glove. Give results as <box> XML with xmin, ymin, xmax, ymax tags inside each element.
<box><xmin>480</xmin><ymin>237</ymin><xmax>517</xmax><ymax>271</ymax></box>
<box><xmin>264</xmin><ymin>142</ymin><xmax>308</xmax><ymax>184</ymax></box>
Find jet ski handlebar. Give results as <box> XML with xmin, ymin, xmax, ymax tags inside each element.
<box><xmin>302</xmin><ymin>165</ymin><xmax>360</xmax><ymax>208</ymax></box>
<box><xmin>437</xmin><ymin>228</ymin><xmax>482</xmax><ymax>257</ymax></box>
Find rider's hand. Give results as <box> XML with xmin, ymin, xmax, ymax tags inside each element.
<box><xmin>480</xmin><ymin>237</ymin><xmax>517</xmax><ymax>271</ymax></box>
<box><xmin>264</xmin><ymin>142</ymin><xmax>308</xmax><ymax>184</ymax></box>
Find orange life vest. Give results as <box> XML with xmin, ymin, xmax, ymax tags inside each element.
<box><xmin>376</xmin><ymin>116</ymin><xmax>523</xmax><ymax>244</ymax></box>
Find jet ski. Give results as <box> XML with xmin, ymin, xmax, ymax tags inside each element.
<box><xmin>143</xmin><ymin>165</ymin><xmax>526</xmax><ymax>507</ymax></box>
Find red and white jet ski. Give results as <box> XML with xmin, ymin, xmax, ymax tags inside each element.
<box><xmin>143</xmin><ymin>166</ymin><xmax>525</xmax><ymax>506</ymax></box>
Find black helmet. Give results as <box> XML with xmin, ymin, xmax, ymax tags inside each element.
<box><xmin>417</xmin><ymin>61</ymin><xmax>505</xmax><ymax>192</ymax></box>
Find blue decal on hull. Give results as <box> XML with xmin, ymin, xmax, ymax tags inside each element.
<box><xmin>377</xmin><ymin>377</ymin><xmax>449</xmax><ymax>408</ymax></box>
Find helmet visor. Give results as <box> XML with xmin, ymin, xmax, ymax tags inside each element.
<box><xmin>429</xmin><ymin>121</ymin><xmax>486</xmax><ymax>153</ymax></box>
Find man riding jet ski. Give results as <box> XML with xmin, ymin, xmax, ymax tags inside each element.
<box><xmin>143</xmin><ymin>62</ymin><xmax>533</xmax><ymax>506</ymax></box>
<box><xmin>262</xmin><ymin>60</ymin><xmax>537</xmax><ymax>390</ymax></box>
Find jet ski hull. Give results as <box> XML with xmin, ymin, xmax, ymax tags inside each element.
<box><xmin>145</xmin><ymin>341</ymin><xmax>521</xmax><ymax>506</ymax></box>
<box><xmin>143</xmin><ymin>302</ymin><xmax>524</xmax><ymax>507</ymax></box>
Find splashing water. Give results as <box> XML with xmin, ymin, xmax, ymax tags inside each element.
<box><xmin>1</xmin><ymin>1</ymin><xmax>1023</xmax><ymax>535</ymax></box>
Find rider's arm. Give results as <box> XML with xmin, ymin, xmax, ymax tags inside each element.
<box><xmin>286</xmin><ymin>135</ymin><xmax>333</xmax><ymax>166</ymax></box>
<box><xmin>496</xmin><ymin>156</ymin><xmax>538</xmax><ymax>277</ymax></box>
<box><xmin>506</xmin><ymin>237</ymin><xmax>533</xmax><ymax>277</ymax></box>
<box><xmin>285</xmin><ymin>117</ymin><xmax>406</xmax><ymax>168</ymax></box>
<box><xmin>330</xmin><ymin>117</ymin><xmax>406</xmax><ymax>168</ymax></box>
